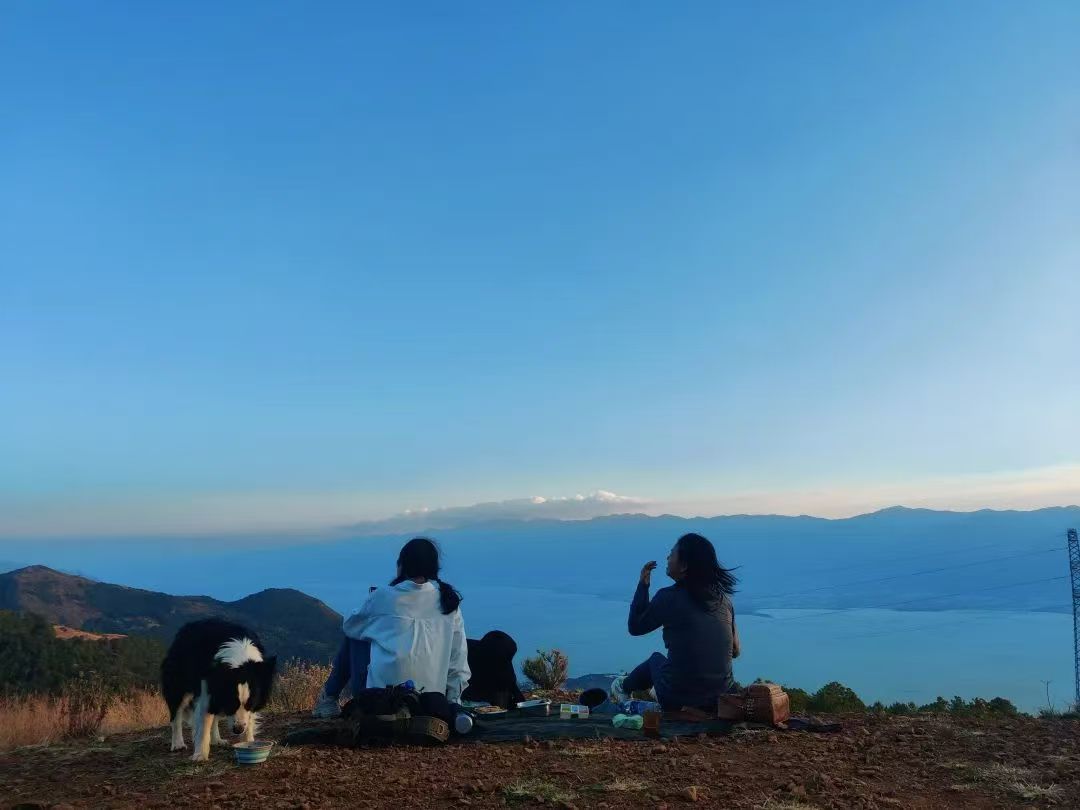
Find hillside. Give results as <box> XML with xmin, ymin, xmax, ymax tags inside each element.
<box><xmin>0</xmin><ymin>566</ymin><xmax>343</xmax><ymax>663</ymax></box>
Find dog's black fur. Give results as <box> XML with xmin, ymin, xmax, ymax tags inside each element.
<box><xmin>161</xmin><ymin>618</ymin><xmax>277</xmax><ymax>755</ymax></box>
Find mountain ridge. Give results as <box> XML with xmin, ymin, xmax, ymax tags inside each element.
<box><xmin>0</xmin><ymin>565</ymin><xmax>343</xmax><ymax>662</ymax></box>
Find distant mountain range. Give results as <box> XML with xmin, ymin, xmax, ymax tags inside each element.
<box><xmin>0</xmin><ymin>565</ymin><xmax>343</xmax><ymax>662</ymax></box>
<box><xmin>1</xmin><ymin>505</ymin><xmax>1077</xmax><ymax>617</ymax></box>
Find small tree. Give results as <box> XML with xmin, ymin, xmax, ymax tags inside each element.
<box><xmin>521</xmin><ymin>649</ymin><xmax>568</xmax><ymax>690</ymax></box>
<box><xmin>808</xmin><ymin>681</ymin><xmax>866</xmax><ymax>714</ymax></box>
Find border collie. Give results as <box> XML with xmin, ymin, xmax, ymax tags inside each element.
<box><xmin>161</xmin><ymin>618</ymin><xmax>277</xmax><ymax>761</ymax></box>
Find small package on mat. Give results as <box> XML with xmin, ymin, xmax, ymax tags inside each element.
<box><xmin>559</xmin><ymin>703</ymin><xmax>590</xmax><ymax>719</ymax></box>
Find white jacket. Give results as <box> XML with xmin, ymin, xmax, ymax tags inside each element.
<box><xmin>342</xmin><ymin>580</ymin><xmax>471</xmax><ymax>702</ymax></box>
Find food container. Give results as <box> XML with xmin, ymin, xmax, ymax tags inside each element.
<box><xmin>233</xmin><ymin>740</ymin><xmax>273</xmax><ymax>765</ymax></box>
<box><xmin>515</xmin><ymin>699</ymin><xmax>552</xmax><ymax>717</ymax></box>
<box><xmin>642</xmin><ymin>709</ymin><xmax>662</xmax><ymax>738</ymax></box>
<box><xmin>472</xmin><ymin>705</ymin><xmax>507</xmax><ymax>718</ymax></box>
<box><xmin>559</xmin><ymin>703</ymin><xmax>590</xmax><ymax>719</ymax></box>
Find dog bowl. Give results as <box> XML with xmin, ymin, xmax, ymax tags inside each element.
<box><xmin>233</xmin><ymin>740</ymin><xmax>274</xmax><ymax>765</ymax></box>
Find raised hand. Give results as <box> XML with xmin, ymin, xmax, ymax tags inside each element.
<box><xmin>639</xmin><ymin>560</ymin><xmax>658</xmax><ymax>587</ymax></box>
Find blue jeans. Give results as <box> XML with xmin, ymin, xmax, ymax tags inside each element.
<box><xmin>322</xmin><ymin>637</ymin><xmax>371</xmax><ymax>698</ymax></box>
<box><xmin>623</xmin><ymin>652</ymin><xmax>676</xmax><ymax>708</ymax></box>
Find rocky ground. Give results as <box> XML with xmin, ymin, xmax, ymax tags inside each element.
<box><xmin>2</xmin><ymin>711</ymin><xmax>1077</xmax><ymax>809</ymax></box>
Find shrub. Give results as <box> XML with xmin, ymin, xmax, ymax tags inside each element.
<box><xmin>60</xmin><ymin>673</ymin><xmax>114</xmax><ymax>738</ymax></box>
<box><xmin>808</xmin><ymin>681</ymin><xmax>866</xmax><ymax>714</ymax></box>
<box><xmin>522</xmin><ymin>649</ymin><xmax>568</xmax><ymax>690</ymax></box>
<box><xmin>783</xmin><ymin>686</ymin><xmax>811</xmax><ymax>714</ymax></box>
<box><xmin>266</xmin><ymin>659</ymin><xmax>331</xmax><ymax>714</ymax></box>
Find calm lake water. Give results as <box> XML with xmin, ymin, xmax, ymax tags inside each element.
<box><xmin>305</xmin><ymin>581</ymin><xmax>1075</xmax><ymax>713</ymax></box>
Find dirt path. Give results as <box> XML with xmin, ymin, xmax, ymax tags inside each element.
<box><xmin>3</xmin><ymin>713</ymin><xmax>1077</xmax><ymax>809</ymax></box>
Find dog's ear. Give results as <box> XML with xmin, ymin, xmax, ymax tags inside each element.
<box><xmin>246</xmin><ymin>656</ymin><xmax>277</xmax><ymax>711</ymax></box>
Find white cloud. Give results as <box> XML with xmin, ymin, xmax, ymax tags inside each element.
<box><xmin>348</xmin><ymin>490</ymin><xmax>649</xmax><ymax>535</ymax></box>
<box><xmin>1</xmin><ymin>464</ymin><xmax>1076</xmax><ymax>538</ymax></box>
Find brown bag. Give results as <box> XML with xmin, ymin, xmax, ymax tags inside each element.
<box><xmin>717</xmin><ymin>682</ymin><xmax>790</xmax><ymax>726</ymax></box>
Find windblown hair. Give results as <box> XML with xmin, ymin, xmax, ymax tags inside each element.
<box><xmin>675</xmin><ymin>532</ymin><xmax>738</xmax><ymax>609</ymax></box>
<box><xmin>391</xmin><ymin>536</ymin><xmax>463</xmax><ymax>615</ymax></box>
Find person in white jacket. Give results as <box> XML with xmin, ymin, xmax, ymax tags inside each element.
<box><xmin>312</xmin><ymin>537</ymin><xmax>471</xmax><ymax>718</ymax></box>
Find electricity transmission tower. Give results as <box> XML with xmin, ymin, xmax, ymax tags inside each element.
<box><xmin>1069</xmin><ymin>528</ymin><xmax>1079</xmax><ymax>706</ymax></box>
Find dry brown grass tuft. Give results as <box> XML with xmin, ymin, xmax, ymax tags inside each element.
<box><xmin>265</xmin><ymin>659</ymin><xmax>331</xmax><ymax>714</ymax></box>
<box><xmin>504</xmin><ymin>779</ymin><xmax>578</xmax><ymax>804</ymax></box>
<box><xmin>0</xmin><ymin>688</ymin><xmax>167</xmax><ymax>751</ymax></box>
<box><xmin>0</xmin><ymin>658</ymin><xmax>330</xmax><ymax>751</ymax></box>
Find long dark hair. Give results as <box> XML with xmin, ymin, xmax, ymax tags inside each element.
<box><xmin>390</xmin><ymin>537</ymin><xmax>462</xmax><ymax>615</ymax></box>
<box><xmin>675</xmin><ymin>532</ymin><xmax>737</xmax><ymax>609</ymax></box>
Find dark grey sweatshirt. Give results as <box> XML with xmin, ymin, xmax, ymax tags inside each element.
<box><xmin>628</xmin><ymin>582</ymin><xmax>736</xmax><ymax>705</ymax></box>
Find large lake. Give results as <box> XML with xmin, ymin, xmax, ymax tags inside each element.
<box><xmin>308</xmin><ymin>581</ymin><xmax>1075</xmax><ymax>713</ymax></box>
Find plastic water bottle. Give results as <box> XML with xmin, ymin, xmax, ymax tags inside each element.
<box><xmin>454</xmin><ymin>712</ymin><xmax>474</xmax><ymax>735</ymax></box>
<box><xmin>618</xmin><ymin>699</ymin><xmax>662</xmax><ymax>716</ymax></box>
<box><xmin>626</xmin><ymin>699</ymin><xmax>656</xmax><ymax>717</ymax></box>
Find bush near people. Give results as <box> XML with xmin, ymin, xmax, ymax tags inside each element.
<box><xmin>522</xmin><ymin>649</ymin><xmax>569</xmax><ymax>690</ymax></box>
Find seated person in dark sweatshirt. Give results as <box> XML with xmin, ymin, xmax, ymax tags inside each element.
<box><xmin>611</xmin><ymin>533</ymin><xmax>740</xmax><ymax>711</ymax></box>
<box><xmin>461</xmin><ymin>630</ymin><xmax>525</xmax><ymax>709</ymax></box>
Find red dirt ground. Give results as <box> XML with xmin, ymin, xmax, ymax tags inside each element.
<box><xmin>2</xmin><ymin>712</ymin><xmax>1077</xmax><ymax>809</ymax></box>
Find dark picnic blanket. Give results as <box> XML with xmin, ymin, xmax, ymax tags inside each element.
<box><xmin>281</xmin><ymin>712</ymin><xmax>741</xmax><ymax>747</ymax></box>
<box><xmin>465</xmin><ymin>711</ymin><xmax>739</xmax><ymax>742</ymax></box>
<box><xmin>280</xmin><ymin>712</ymin><xmax>840</xmax><ymax>748</ymax></box>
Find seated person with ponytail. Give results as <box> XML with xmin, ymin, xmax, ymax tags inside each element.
<box><xmin>611</xmin><ymin>532</ymin><xmax>739</xmax><ymax>712</ymax></box>
<box><xmin>312</xmin><ymin>537</ymin><xmax>470</xmax><ymax>718</ymax></box>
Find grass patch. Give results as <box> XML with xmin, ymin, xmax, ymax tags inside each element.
<box><xmin>1005</xmin><ymin>782</ymin><xmax>1064</xmax><ymax>802</ymax></box>
<box><xmin>0</xmin><ymin>689</ymin><xmax>167</xmax><ymax>751</ymax></box>
<box><xmin>171</xmin><ymin>759</ymin><xmax>233</xmax><ymax>780</ymax></box>
<box><xmin>504</xmin><ymin>779</ymin><xmax>577</xmax><ymax>804</ymax></box>
<box><xmin>585</xmin><ymin>777</ymin><xmax>648</xmax><ymax>793</ymax></box>
<box><xmin>969</xmin><ymin>762</ymin><xmax>1063</xmax><ymax>803</ymax></box>
<box><xmin>974</xmin><ymin>763</ymin><xmax>1036</xmax><ymax>783</ymax></box>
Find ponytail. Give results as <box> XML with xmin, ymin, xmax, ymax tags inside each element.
<box><xmin>392</xmin><ymin>537</ymin><xmax>463</xmax><ymax>615</ymax></box>
<box><xmin>434</xmin><ymin>578</ymin><xmax>463</xmax><ymax>615</ymax></box>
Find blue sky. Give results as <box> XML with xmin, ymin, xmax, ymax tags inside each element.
<box><xmin>2</xmin><ymin>2</ymin><xmax>1078</xmax><ymax>536</ymax></box>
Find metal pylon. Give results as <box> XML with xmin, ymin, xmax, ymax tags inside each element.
<box><xmin>1069</xmin><ymin>528</ymin><xmax>1079</xmax><ymax>707</ymax></box>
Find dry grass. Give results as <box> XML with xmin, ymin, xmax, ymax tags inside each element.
<box><xmin>970</xmin><ymin>762</ymin><xmax>1064</xmax><ymax>803</ymax></box>
<box><xmin>0</xmin><ymin>688</ymin><xmax>167</xmax><ymax>751</ymax></box>
<box><xmin>265</xmin><ymin>659</ymin><xmax>331</xmax><ymax>714</ymax></box>
<box><xmin>504</xmin><ymin>779</ymin><xmax>578</xmax><ymax>804</ymax></box>
<box><xmin>0</xmin><ymin>660</ymin><xmax>330</xmax><ymax>752</ymax></box>
<box><xmin>585</xmin><ymin>777</ymin><xmax>649</xmax><ymax>792</ymax></box>
<box><xmin>100</xmin><ymin>690</ymin><xmax>169</xmax><ymax>735</ymax></box>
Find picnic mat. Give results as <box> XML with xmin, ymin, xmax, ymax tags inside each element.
<box><xmin>465</xmin><ymin>712</ymin><xmax>739</xmax><ymax>742</ymax></box>
<box><xmin>281</xmin><ymin>712</ymin><xmax>742</xmax><ymax>747</ymax></box>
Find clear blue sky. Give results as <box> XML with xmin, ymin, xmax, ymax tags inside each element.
<box><xmin>2</xmin><ymin>2</ymin><xmax>1078</xmax><ymax>535</ymax></box>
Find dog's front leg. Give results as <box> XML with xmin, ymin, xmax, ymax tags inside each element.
<box><xmin>169</xmin><ymin>711</ymin><xmax>187</xmax><ymax>751</ymax></box>
<box><xmin>210</xmin><ymin>717</ymin><xmax>228</xmax><ymax>747</ymax></box>
<box><xmin>244</xmin><ymin>714</ymin><xmax>257</xmax><ymax>743</ymax></box>
<box><xmin>191</xmin><ymin>712</ymin><xmax>214</xmax><ymax>762</ymax></box>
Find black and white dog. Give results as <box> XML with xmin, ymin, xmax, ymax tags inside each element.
<box><xmin>161</xmin><ymin>618</ymin><xmax>277</xmax><ymax>761</ymax></box>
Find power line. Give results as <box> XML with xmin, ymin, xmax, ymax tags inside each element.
<box><xmin>754</xmin><ymin>546</ymin><xmax>1064</xmax><ymax>601</ymax></box>
<box><xmin>768</xmin><ymin>575</ymin><xmax>1068</xmax><ymax>622</ymax></box>
<box><xmin>831</xmin><ymin>605</ymin><xmax>1071</xmax><ymax>642</ymax></box>
<box><xmin>803</xmin><ymin>534</ymin><xmax>1066</xmax><ymax>577</ymax></box>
